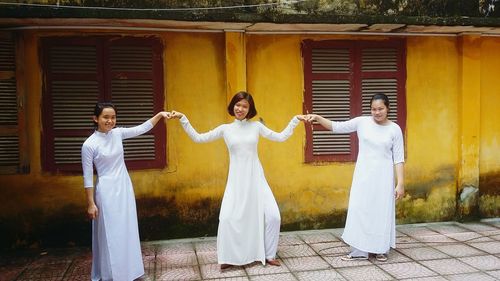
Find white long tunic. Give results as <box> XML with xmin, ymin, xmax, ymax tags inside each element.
<box><xmin>179</xmin><ymin>116</ymin><xmax>300</xmax><ymax>265</ymax></box>
<box><xmin>82</xmin><ymin>121</ymin><xmax>153</xmax><ymax>281</ymax></box>
<box><xmin>333</xmin><ymin>116</ymin><xmax>404</xmax><ymax>254</ymax></box>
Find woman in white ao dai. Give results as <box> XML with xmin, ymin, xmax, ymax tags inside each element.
<box><xmin>170</xmin><ymin>92</ymin><xmax>306</xmax><ymax>270</ymax></box>
<box><xmin>81</xmin><ymin>103</ymin><xmax>170</xmax><ymax>280</ymax></box>
<box><xmin>305</xmin><ymin>94</ymin><xmax>405</xmax><ymax>262</ymax></box>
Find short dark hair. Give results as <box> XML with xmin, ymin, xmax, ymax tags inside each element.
<box><xmin>370</xmin><ymin>93</ymin><xmax>390</xmax><ymax>109</ymax></box>
<box><xmin>227</xmin><ymin>91</ymin><xmax>257</xmax><ymax>119</ymax></box>
<box><xmin>93</xmin><ymin>102</ymin><xmax>116</xmax><ymax>128</ymax></box>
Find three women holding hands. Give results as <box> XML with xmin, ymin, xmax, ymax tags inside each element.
<box><xmin>83</xmin><ymin>92</ymin><xmax>404</xmax><ymax>280</ymax></box>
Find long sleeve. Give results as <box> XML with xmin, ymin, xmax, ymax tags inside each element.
<box><xmin>179</xmin><ymin>115</ymin><xmax>224</xmax><ymax>143</ymax></box>
<box><xmin>81</xmin><ymin>142</ymin><xmax>95</xmax><ymax>188</ymax></box>
<box><xmin>119</xmin><ymin>120</ymin><xmax>154</xmax><ymax>140</ymax></box>
<box><xmin>258</xmin><ymin>116</ymin><xmax>300</xmax><ymax>142</ymax></box>
<box><xmin>331</xmin><ymin>116</ymin><xmax>362</xmax><ymax>134</ymax></box>
<box><xmin>392</xmin><ymin>124</ymin><xmax>405</xmax><ymax>164</ymax></box>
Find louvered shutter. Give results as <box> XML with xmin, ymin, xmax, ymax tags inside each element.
<box><xmin>361</xmin><ymin>47</ymin><xmax>401</xmax><ymax>122</ymax></box>
<box><xmin>42</xmin><ymin>37</ymin><xmax>165</xmax><ymax>172</ymax></box>
<box><xmin>107</xmin><ymin>38</ymin><xmax>165</xmax><ymax>169</ymax></box>
<box><xmin>303</xmin><ymin>40</ymin><xmax>406</xmax><ymax>163</ymax></box>
<box><xmin>0</xmin><ymin>32</ymin><xmax>21</xmax><ymax>173</ymax></box>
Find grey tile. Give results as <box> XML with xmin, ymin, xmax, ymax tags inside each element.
<box><xmin>196</xmin><ymin>251</ymin><xmax>218</xmax><ymax>265</ymax></box>
<box><xmin>194</xmin><ymin>241</ymin><xmax>217</xmax><ymax>253</ymax></box>
<box><xmin>459</xmin><ymin>255</ymin><xmax>500</xmax><ymax>271</ymax></box>
<box><xmin>277</xmin><ymin>244</ymin><xmax>317</xmax><ymax>258</ymax></box>
<box><xmin>199</xmin><ymin>263</ymin><xmax>246</xmax><ymax>279</ymax></box>
<box><xmin>296</xmin><ymin>269</ymin><xmax>346</xmax><ymax>281</ymax></box>
<box><xmin>157</xmin><ymin>242</ymin><xmax>195</xmax><ymax>255</ymax></box>
<box><xmin>156</xmin><ymin>252</ymin><xmax>198</xmax><ymax>268</ymax></box>
<box><xmin>443</xmin><ymin>272</ymin><xmax>497</xmax><ymax>281</ymax></box>
<box><xmin>282</xmin><ymin>256</ymin><xmax>331</xmax><ymax>272</ymax></box>
<box><xmin>278</xmin><ymin>234</ymin><xmax>304</xmax><ymax>246</ymax></box>
<box><xmin>322</xmin><ymin>254</ymin><xmax>372</xmax><ymax>268</ymax></box>
<box><xmin>299</xmin><ymin>232</ymin><xmax>339</xmax><ymax>244</ymax></box>
<box><xmin>458</xmin><ymin>222</ymin><xmax>499</xmax><ymax>233</ymax></box>
<box><xmin>397</xmin><ymin>247</ymin><xmax>450</xmax><ymax>260</ymax></box>
<box><xmin>250</xmin><ymin>273</ymin><xmax>297</xmax><ymax>281</ymax></box>
<box><xmin>378</xmin><ymin>261</ymin><xmax>438</xmax><ymax>279</ymax></box>
<box><xmin>337</xmin><ymin>265</ymin><xmax>393</xmax><ymax>281</ymax></box>
<box><xmin>432</xmin><ymin>244</ymin><xmax>484</xmax><ymax>257</ymax></box>
<box><xmin>468</xmin><ymin>241</ymin><xmax>500</xmax><ymax>254</ymax></box>
<box><xmin>155</xmin><ymin>266</ymin><xmax>201</xmax><ymax>281</ymax></box>
<box><xmin>244</xmin><ymin>260</ymin><xmax>289</xmax><ymax>275</ymax></box>
<box><xmin>419</xmin><ymin>259</ymin><xmax>478</xmax><ymax>275</ymax></box>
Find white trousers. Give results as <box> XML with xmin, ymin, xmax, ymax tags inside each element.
<box><xmin>349</xmin><ymin>246</ymin><xmax>389</xmax><ymax>257</ymax></box>
<box><xmin>263</xmin><ymin>191</ymin><xmax>281</xmax><ymax>260</ymax></box>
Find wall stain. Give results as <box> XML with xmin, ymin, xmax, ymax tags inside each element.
<box><xmin>479</xmin><ymin>171</ymin><xmax>500</xmax><ymax>195</ymax></box>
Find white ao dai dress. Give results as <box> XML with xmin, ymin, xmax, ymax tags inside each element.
<box><xmin>333</xmin><ymin>116</ymin><xmax>404</xmax><ymax>254</ymax></box>
<box><xmin>179</xmin><ymin>115</ymin><xmax>300</xmax><ymax>265</ymax></box>
<box><xmin>82</xmin><ymin>120</ymin><xmax>154</xmax><ymax>281</ymax></box>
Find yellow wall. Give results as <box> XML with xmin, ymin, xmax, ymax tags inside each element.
<box><xmin>479</xmin><ymin>37</ymin><xmax>500</xmax><ymax>217</ymax></box>
<box><xmin>1</xmin><ymin>29</ymin><xmax>498</xmax><ymax>249</ymax></box>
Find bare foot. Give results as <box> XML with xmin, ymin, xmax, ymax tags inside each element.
<box><xmin>266</xmin><ymin>259</ymin><xmax>281</xmax><ymax>266</ymax></box>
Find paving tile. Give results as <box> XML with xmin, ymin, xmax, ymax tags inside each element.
<box><xmin>322</xmin><ymin>254</ymin><xmax>372</xmax><ymax>268</ymax></box>
<box><xmin>157</xmin><ymin>252</ymin><xmax>198</xmax><ymax>268</ymax></box>
<box><xmin>426</xmin><ymin>224</ymin><xmax>469</xmax><ymax>234</ymax></box>
<box><xmin>249</xmin><ymin>273</ymin><xmax>297</xmax><ymax>281</ymax></box>
<box><xmin>486</xmin><ymin>269</ymin><xmax>500</xmax><ymax>279</ymax></box>
<box><xmin>396</xmin><ymin>236</ymin><xmax>427</xmax><ymax>249</ymax></box>
<box><xmin>0</xmin><ymin>265</ymin><xmax>26</xmax><ymax>281</ymax></box>
<box><xmin>141</xmin><ymin>244</ymin><xmax>157</xmax><ymax>257</ymax></box>
<box><xmin>459</xmin><ymin>255</ymin><xmax>500</xmax><ymax>271</ymax></box>
<box><xmin>444</xmin><ymin>231</ymin><xmax>485</xmax><ymax>242</ymax></box>
<box><xmin>397</xmin><ymin>226</ymin><xmax>439</xmax><ymax>238</ymax></box>
<box><xmin>414</xmin><ymin>234</ymin><xmax>457</xmax><ymax>244</ymax></box>
<box><xmin>299</xmin><ymin>232</ymin><xmax>339</xmax><ymax>244</ymax></box>
<box><xmin>157</xmin><ymin>242</ymin><xmax>195</xmax><ymax>255</ymax></box>
<box><xmin>63</xmin><ymin>259</ymin><xmax>91</xmax><ymax>277</ymax></box>
<box><xmin>431</xmin><ymin>244</ymin><xmax>484</xmax><ymax>257</ymax></box>
<box><xmin>397</xmin><ymin>247</ymin><xmax>449</xmax><ymax>260</ymax></box>
<box><xmin>208</xmin><ymin>278</ymin><xmax>250</xmax><ymax>281</ymax></box>
<box><xmin>196</xmin><ymin>251</ymin><xmax>218</xmax><ymax>265</ymax></box>
<box><xmin>278</xmin><ymin>234</ymin><xmax>303</xmax><ymax>246</ymax></box>
<box><xmin>399</xmin><ymin>276</ymin><xmax>447</xmax><ymax>281</ymax></box>
<box><xmin>295</xmin><ymin>269</ymin><xmax>346</xmax><ymax>281</ymax></box>
<box><xmin>282</xmin><ymin>256</ymin><xmax>331</xmax><ymax>272</ymax></box>
<box><xmin>468</xmin><ymin>241</ymin><xmax>500</xmax><ymax>254</ymax></box>
<box><xmin>155</xmin><ymin>265</ymin><xmax>201</xmax><ymax>281</ymax></box>
<box><xmin>378</xmin><ymin>261</ymin><xmax>438</xmax><ymax>279</ymax></box>
<box><xmin>419</xmin><ymin>259</ymin><xmax>478</xmax><ymax>275</ymax></box>
<box><xmin>199</xmin><ymin>263</ymin><xmax>246</xmax><ymax>279</ymax></box>
<box><xmin>277</xmin><ymin>244</ymin><xmax>317</xmax><ymax>258</ymax></box>
<box><xmin>244</xmin><ymin>260</ymin><xmax>289</xmax><ymax>275</ymax></box>
<box><xmin>309</xmin><ymin>241</ymin><xmax>349</xmax><ymax>256</ymax></box>
<box><xmin>194</xmin><ymin>241</ymin><xmax>217</xmax><ymax>253</ymax></box>
<box><xmin>17</xmin><ymin>260</ymin><xmax>72</xmax><ymax>280</ymax></box>
<box><xmin>443</xmin><ymin>272</ymin><xmax>497</xmax><ymax>281</ymax></box>
<box><xmin>372</xmin><ymin>250</ymin><xmax>412</xmax><ymax>264</ymax></box>
<box><xmin>337</xmin><ymin>265</ymin><xmax>393</xmax><ymax>281</ymax></box>
<box><xmin>458</xmin><ymin>222</ymin><xmax>499</xmax><ymax>232</ymax></box>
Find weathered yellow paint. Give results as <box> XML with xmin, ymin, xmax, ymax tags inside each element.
<box><xmin>224</xmin><ymin>32</ymin><xmax>247</xmax><ymax>104</ymax></box>
<box><xmin>2</xmin><ymin>28</ymin><xmax>500</xmax><ymax>249</ymax></box>
<box><xmin>458</xmin><ymin>35</ymin><xmax>481</xmax><ymax>189</ymax></box>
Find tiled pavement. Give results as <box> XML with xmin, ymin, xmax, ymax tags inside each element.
<box><xmin>1</xmin><ymin>219</ymin><xmax>500</xmax><ymax>281</ymax></box>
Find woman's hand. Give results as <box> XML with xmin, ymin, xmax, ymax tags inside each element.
<box><xmin>395</xmin><ymin>184</ymin><xmax>405</xmax><ymax>200</ymax></box>
<box><xmin>171</xmin><ymin>111</ymin><xmax>184</xmax><ymax>119</ymax></box>
<box><xmin>296</xmin><ymin>115</ymin><xmax>308</xmax><ymax>121</ymax></box>
<box><xmin>87</xmin><ymin>203</ymin><xmax>99</xmax><ymax>220</ymax></box>
<box><xmin>160</xmin><ymin>111</ymin><xmax>172</xmax><ymax>119</ymax></box>
<box><xmin>305</xmin><ymin>114</ymin><xmax>319</xmax><ymax>123</ymax></box>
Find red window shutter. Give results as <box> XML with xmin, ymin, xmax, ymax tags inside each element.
<box><xmin>41</xmin><ymin>37</ymin><xmax>166</xmax><ymax>172</ymax></box>
<box><xmin>303</xmin><ymin>39</ymin><xmax>406</xmax><ymax>163</ymax></box>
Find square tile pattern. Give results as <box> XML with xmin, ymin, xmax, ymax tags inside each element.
<box><xmin>1</xmin><ymin>220</ymin><xmax>499</xmax><ymax>281</ymax></box>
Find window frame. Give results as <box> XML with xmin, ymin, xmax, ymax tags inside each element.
<box><xmin>41</xmin><ymin>36</ymin><xmax>166</xmax><ymax>173</ymax></box>
<box><xmin>302</xmin><ymin>39</ymin><xmax>407</xmax><ymax>163</ymax></box>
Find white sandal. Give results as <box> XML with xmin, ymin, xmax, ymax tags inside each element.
<box><xmin>375</xmin><ymin>254</ymin><xmax>388</xmax><ymax>262</ymax></box>
<box><xmin>341</xmin><ymin>254</ymin><xmax>368</xmax><ymax>261</ymax></box>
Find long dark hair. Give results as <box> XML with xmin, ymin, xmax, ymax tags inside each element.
<box><xmin>227</xmin><ymin>91</ymin><xmax>257</xmax><ymax>119</ymax></box>
<box><xmin>93</xmin><ymin>102</ymin><xmax>116</xmax><ymax>129</ymax></box>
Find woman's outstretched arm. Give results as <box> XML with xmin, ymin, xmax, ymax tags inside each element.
<box><xmin>171</xmin><ymin>111</ymin><xmax>224</xmax><ymax>143</ymax></box>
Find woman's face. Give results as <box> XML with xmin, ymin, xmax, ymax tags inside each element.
<box><xmin>370</xmin><ymin>99</ymin><xmax>388</xmax><ymax>124</ymax></box>
<box><xmin>94</xmin><ymin>107</ymin><xmax>116</xmax><ymax>133</ymax></box>
<box><xmin>234</xmin><ymin>99</ymin><xmax>250</xmax><ymax>120</ymax></box>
